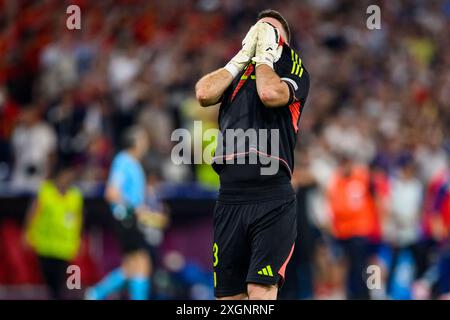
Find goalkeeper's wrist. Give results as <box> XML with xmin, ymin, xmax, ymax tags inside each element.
<box><xmin>255</xmin><ymin>61</ymin><xmax>273</xmax><ymax>69</ymax></box>
<box><xmin>225</xmin><ymin>49</ymin><xmax>252</xmax><ymax>78</ymax></box>
<box><xmin>224</xmin><ymin>62</ymin><xmax>241</xmax><ymax>78</ymax></box>
<box><xmin>252</xmin><ymin>56</ymin><xmax>274</xmax><ymax>70</ymax></box>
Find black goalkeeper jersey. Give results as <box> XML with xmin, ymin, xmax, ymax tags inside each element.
<box><xmin>212</xmin><ymin>42</ymin><xmax>310</xmax><ymax>186</ymax></box>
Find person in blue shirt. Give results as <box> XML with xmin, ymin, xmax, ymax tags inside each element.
<box><xmin>86</xmin><ymin>126</ymin><xmax>152</xmax><ymax>300</ymax></box>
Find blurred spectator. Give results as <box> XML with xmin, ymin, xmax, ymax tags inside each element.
<box><xmin>11</xmin><ymin>106</ymin><xmax>56</xmax><ymax>192</ymax></box>
<box><xmin>280</xmin><ymin>150</ymin><xmax>317</xmax><ymax>300</ymax></box>
<box><xmin>427</xmin><ymin>156</ymin><xmax>450</xmax><ymax>298</ymax></box>
<box><xmin>413</xmin><ymin>160</ymin><xmax>450</xmax><ymax>299</ymax></box>
<box><xmin>163</xmin><ymin>250</ymin><xmax>214</xmax><ymax>300</ymax></box>
<box><xmin>385</xmin><ymin>154</ymin><xmax>423</xmax><ymax>295</ymax></box>
<box><xmin>108</xmin><ymin>41</ymin><xmax>143</xmax><ymax>112</ymax></box>
<box><xmin>416</xmin><ymin>139</ymin><xmax>448</xmax><ymax>182</ymax></box>
<box><xmin>24</xmin><ymin>161</ymin><xmax>83</xmax><ymax>299</ymax></box>
<box><xmin>40</xmin><ymin>33</ymin><xmax>79</xmax><ymax>101</ymax></box>
<box><xmin>142</xmin><ymin>171</ymin><xmax>170</xmax><ymax>249</ymax></box>
<box><xmin>0</xmin><ymin>86</ymin><xmax>20</xmax><ymax>181</ymax></box>
<box><xmin>139</xmin><ymin>171</ymin><xmax>170</xmax><ymax>296</ymax></box>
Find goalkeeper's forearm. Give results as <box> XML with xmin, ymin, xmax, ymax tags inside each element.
<box><xmin>195</xmin><ymin>68</ymin><xmax>233</xmax><ymax>107</ymax></box>
<box><xmin>255</xmin><ymin>64</ymin><xmax>290</xmax><ymax>108</ymax></box>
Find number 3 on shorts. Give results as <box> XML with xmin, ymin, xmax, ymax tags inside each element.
<box><xmin>213</xmin><ymin>242</ymin><xmax>219</xmax><ymax>287</ymax></box>
<box><xmin>213</xmin><ymin>242</ymin><xmax>219</xmax><ymax>267</ymax></box>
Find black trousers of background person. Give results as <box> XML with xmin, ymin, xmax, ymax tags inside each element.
<box><xmin>38</xmin><ymin>256</ymin><xmax>69</xmax><ymax>300</ymax></box>
<box><xmin>278</xmin><ymin>184</ymin><xmax>315</xmax><ymax>300</ymax></box>
<box><xmin>338</xmin><ymin>237</ymin><xmax>370</xmax><ymax>300</ymax></box>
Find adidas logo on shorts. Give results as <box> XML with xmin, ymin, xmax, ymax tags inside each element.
<box><xmin>257</xmin><ymin>265</ymin><xmax>274</xmax><ymax>277</ymax></box>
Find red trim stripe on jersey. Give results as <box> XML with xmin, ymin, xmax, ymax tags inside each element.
<box><xmin>289</xmin><ymin>101</ymin><xmax>301</xmax><ymax>132</ymax></box>
<box><xmin>230</xmin><ymin>63</ymin><xmax>255</xmax><ymax>102</ymax></box>
<box><xmin>278</xmin><ymin>35</ymin><xmax>285</xmax><ymax>47</ymax></box>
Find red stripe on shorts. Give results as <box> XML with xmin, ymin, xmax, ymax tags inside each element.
<box><xmin>278</xmin><ymin>243</ymin><xmax>295</xmax><ymax>280</ymax></box>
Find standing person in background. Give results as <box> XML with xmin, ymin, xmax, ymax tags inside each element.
<box><xmin>86</xmin><ymin>126</ymin><xmax>151</xmax><ymax>300</ymax></box>
<box><xmin>385</xmin><ymin>155</ymin><xmax>423</xmax><ymax>295</ymax></box>
<box><xmin>413</xmin><ymin>156</ymin><xmax>450</xmax><ymax>300</ymax></box>
<box><xmin>139</xmin><ymin>171</ymin><xmax>170</xmax><ymax>298</ymax></box>
<box><xmin>327</xmin><ymin>154</ymin><xmax>376</xmax><ymax>299</ymax></box>
<box><xmin>417</xmin><ymin>161</ymin><xmax>447</xmax><ymax>278</ymax></box>
<box><xmin>279</xmin><ymin>150</ymin><xmax>316</xmax><ymax>299</ymax></box>
<box><xmin>418</xmin><ymin>155</ymin><xmax>450</xmax><ymax>299</ymax></box>
<box><xmin>25</xmin><ymin>161</ymin><xmax>83</xmax><ymax>299</ymax></box>
<box><xmin>432</xmin><ymin>164</ymin><xmax>450</xmax><ymax>299</ymax></box>
<box><xmin>11</xmin><ymin>106</ymin><xmax>56</xmax><ymax>192</ymax></box>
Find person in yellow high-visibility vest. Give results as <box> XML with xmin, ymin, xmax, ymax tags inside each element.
<box><xmin>25</xmin><ymin>161</ymin><xmax>83</xmax><ymax>299</ymax></box>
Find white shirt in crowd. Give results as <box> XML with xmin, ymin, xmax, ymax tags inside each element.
<box><xmin>386</xmin><ymin>176</ymin><xmax>423</xmax><ymax>247</ymax></box>
<box><xmin>11</xmin><ymin>122</ymin><xmax>56</xmax><ymax>192</ymax></box>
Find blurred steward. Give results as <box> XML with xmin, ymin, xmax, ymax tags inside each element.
<box><xmin>385</xmin><ymin>154</ymin><xmax>423</xmax><ymax>294</ymax></box>
<box><xmin>86</xmin><ymin>126</ymin><xmax>153</xmax><ymax>300</ymax></box>
<box><xmin>327</xmin><ymin>154</ymin><xmax>377</xmax><ymax>299</ymax></box>
<box><xmin>11</xmin><ymin>106</ymin><xmax>56</xmax><ymax>192</ymax></box>
<box><xmin>24</xmin><ymin>160</ymin><xmax>83</xmax><ymax>299</ymax></box>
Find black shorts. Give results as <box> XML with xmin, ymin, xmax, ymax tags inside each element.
<box><xmin>213</xmin><ymin>190</ymin><xmax>297</xmax><ymax>298</ymax></box>
<box><xmin>113</xmin><ymin>211</ymin><xmax>148</xmax><ymax>254</ymax></box>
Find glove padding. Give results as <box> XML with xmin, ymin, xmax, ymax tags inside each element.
<box><xmin>252</xmin><ymin>22</ymin><xmax>283</xmax><ymax>69</ymax></box>
<box><xmin>224</xmin><ymin>24</ymin><xmax>258</xmax><ymax>78</ymax></box>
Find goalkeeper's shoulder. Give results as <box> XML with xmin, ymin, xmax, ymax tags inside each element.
<box><xmin>275</xmin><ymin>43</ymin><xmax>308</xmax><ymax>80</ymax></box>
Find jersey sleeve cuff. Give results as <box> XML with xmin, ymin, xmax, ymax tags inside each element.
<box><xmin>281</xmin><ymin>78</ymin><xmax>296</xmax><ymax>105</ymax></box>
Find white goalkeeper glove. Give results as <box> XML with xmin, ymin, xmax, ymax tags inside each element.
<box><xmin>224</xmin><ymin>24</ymin><xmax>258</xmax><ymax>78</ymax></box>
<box><xmin>252</xmin><ymin>22</ymin><xmax>283</xmax><ymax>69</ymax></box>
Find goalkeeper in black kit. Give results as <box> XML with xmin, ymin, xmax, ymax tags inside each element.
<box><xmin>195</xmin><ymin>10</ymin><xmax>310</xmax><ymax>300</ymax></box>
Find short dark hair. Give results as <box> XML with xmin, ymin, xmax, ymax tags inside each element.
<box><xmin>258</xmin><ymin>9</ymin><xmax>291</xmax><ymax>43</ymax></box>
<box><xmin>122</xmin><ymin>125</ymin><xmax>146</xmax><ymax>150</ymax></box>
<box><xmin>51</xmin><ymin>158</ymin><xmax>75</xmax><ymax>179</ymax></box>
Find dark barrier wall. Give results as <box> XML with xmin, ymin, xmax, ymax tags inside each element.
<box><xmin>0</xmin><ymin>196</ymin><xmax>216</xmax><ymax>225</ymax></box>
<box><xmin>0</xmin><ymin>195</ymin><xmax>216</xmax><ymax>295</ymax></box>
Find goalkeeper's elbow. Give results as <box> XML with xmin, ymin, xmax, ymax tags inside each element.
<box><xmin>195</xmin><ymin>82</ymin><xmax>215</xmax><ymax>107</ymax></box>
<box><xmin>259</xmin><ymin>88</ymin><xmax>286</xmax><ymax>108</ymax></box>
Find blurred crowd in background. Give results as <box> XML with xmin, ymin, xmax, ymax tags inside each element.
<box><xmin>0</xmin><ymin>0</ymin><xmax>449</xmax><ymax>299</ymax></box>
